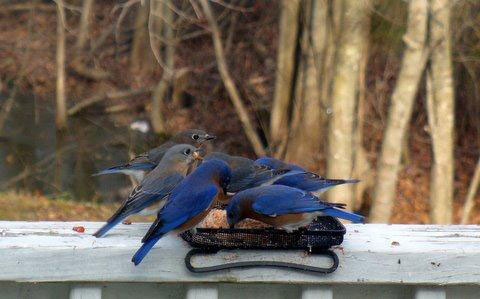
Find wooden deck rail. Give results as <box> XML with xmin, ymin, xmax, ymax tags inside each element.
<box><xmin>0</xmin><ymin>221</ymin><xmax>479</xmax><ymax>299</ymax></box>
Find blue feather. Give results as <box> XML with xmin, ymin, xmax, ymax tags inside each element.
<box><xmin>93</xmin><ymin>217</ymin><xmax>123</xmax><ymax>238</ymax></box>
<box><xmin>254</xmin><ymin>157</ymin><xmax>305</xmax><ymax>172</ymax></box>
<box><xmin>93</xmin><ymin>162</ymin><xmax>156</xmax><ymax>176</ymax></box>
<box><xmin>322</xmin><ymin>208</ymin><xmax>364</xmax><ymax>223</ymax></box>
<box><xmin>232</xmin><ymin>185</ymin><xmax>364</xmax><ymax>223</ymax></box>
<box><xmin>131</xmin><ymin>236</ymin><xmax>161</xmax><ymax>266</ymax></box>
<box><xmin>93</xmin><ymin>172</ymin><xmax>183</xmax><ymax>238</ymax></box>
<box><xmin>273</xmin><ymin>172</ymin><xmax>359</xmax><ymax>193</ymax></box>
<box><xmin>133</xmin><ymin>159</ymin><xmax>231</xmax><ymax>265</ymax></box>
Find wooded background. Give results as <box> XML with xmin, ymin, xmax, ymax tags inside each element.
<box><xmin>0</xmin><ymin>0</ymin><xmax>479</xmax><ymax>224</ymax></box>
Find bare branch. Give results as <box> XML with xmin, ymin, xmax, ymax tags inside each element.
<box><xmin>115</xmin><ymin>0</ymin><xmax>141</xmax><ymax>44</ymax></box>
<box><xmin>71</xmin><ymin>58</ymin><xmax>110</xmax><ymax>80</ymax></box>
<box><xmin>55</xmin><ymin>0</ymin><xmax>67</xmax><ymax>129</ymax></box>
<box><xmin>148</xmin><ymin>0</ymin><xmax>171</xmax><ymax>73</ymax></box>
<box><xmin>0</xmin><ymin>3</ymin><xmax>55</xmax><ymax>13</ymax></box>
<box><xmin>199</xmin><ymin>0</ymin><xmax>266</xmax><ymax>156</ymax></box>
<box><xmin>76</xmin><ymin>0</ymin><xmax>94</xmax><ymax>51</ymax></box>
<box><xmin>189</xmin><ymin>0</ymin><xmax>203</xmax><ymax>19</ymax></box>
<box><xmin>462</xmin><ymin>158</ymin><xmax>480</xmax><ymax>224</ymax></box>
<box><xmin>209</xmin><ymin>0</ymin><xmax>253</xmax><ymax>12</ymax></box>
<box><xmin>67</xmin><ymin>87</ymin><xmax>154</xmax><ymax>116</ymax></box>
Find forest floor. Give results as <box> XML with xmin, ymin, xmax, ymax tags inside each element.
<box><xmin>0</xmin><ymin>192</ymin><xmax>159</xmax><ymax>222</ymax></box>
<box><xmin>1</xmin><ymin>188</ymin><xmax>479</xmax><ymax>225</ymax></box>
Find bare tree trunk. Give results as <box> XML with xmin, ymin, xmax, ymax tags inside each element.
<box><xmin>199</xmin><ymin>0</ymin><xmax>266</xmax><ymax>156</ymax></box>
<box><xmin>149</xmin><ymin>0</ymin><xmax>172</xmax><ymax>134</ymax></box>
<box><xmin>370</xmin><ymin>0</ymin><xmax>429</xmax><ymax>222</ymax></box>
<box><xmin>461</xmin><ymin>157</ymin><xmax>480</xmax><ymax>224</ymax></box>
<box><xmin>55</xmin><ymin>0</ymin><xmax>67</xmax><ymax>130</ymax></box>
<box><xmin>76</xmin><ymin>0</ymin><xmax>94</xmax><ymax>51</ymax></box>
<box><xmin>131</xmin><ymin>0</ymin><xmax>155</xmax><ymax>74</ymax></box>
<box><xmin>353</xmin><ymin>11</ymin><xmax>372</xmax><ymax>210</ymax></box>
<box><xmin>326</xmin><ymin>0</ymin><xmax>370</xmax><ymax>208</ymax></box>
<box><xmin>270</xmin><ymin>0</ymin><xmax>301</xmax><ymax>154</ymax></box>
<box><xmin>72</xmin><ymin>0</ymin><xmax>110</xmax><ymax>81</ymax></box>
<box><xmin>427</xmin><ymin>0</ymin><xmax>455</xmax><ymax>224</ymax></box>
<box><xmin>284</xmin><ymin>0</ymin><xmax>328</xmax><ymax>168</ymax></box>
<box><xmin>321</xmin><ymin>0</ymin><xmax>343</xmax><ymax>108</ymax></box>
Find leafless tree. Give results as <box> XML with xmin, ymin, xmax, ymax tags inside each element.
<box><xmin>370</xmin><ymin>0</ymin><xmax>429</xmax><ymax>222</ymax></box>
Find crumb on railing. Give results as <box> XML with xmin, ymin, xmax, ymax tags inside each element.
<box><xmin>72</xmin><ymin>226</ymin><xmax>85</xmax><ymax>233</ymax></box>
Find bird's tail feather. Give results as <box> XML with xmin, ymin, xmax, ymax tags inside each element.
<box><xmin>92</xmin><ymin>162</ymin><xmax>155</xmax><ymax>176</ymax></box>
<box><xmin>324</xmin><ymin>208</ymin><xmax>364</xmax><ymax>223</ymax></box>
<box><xmin>323</xmin><ymin>178</ymin><xmax>360</xmax><ymax>187</ymax></box>
<box><xmin>330</xmin><ymin>202</ymin><xmax>347</xmax><ymax>209</ymax></box>
<box><xmin>132</xmin><ymin>236</ymin><xmax>161</xmax><ymax>266</ymax></box>
<box><xmin>93</xmin><ymin>206</ymin><xmax>131</xmax><ymax>238</ymax></box>
<box><xmin>92</xmin><ymin>217</ymin><xmax>124</xmax><ymax>238</ymax></box>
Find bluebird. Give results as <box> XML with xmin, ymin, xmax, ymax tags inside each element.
<box><xmin>254</xmin><ymin>157</ymin><xmax>305</xmax><ymax>172</ymax></box>
<box><xmin>131</xmin><ymin>159</ymin><xmax>232</xmax><ymax>265</ymax></box>
<box><xmin>254</xmin><ymin>157</ymin><xmax>359</xmax><ymax>196</ymax></box>
<box><xmin>226</xmin><ymin>185</ymin><xmax>364</xmax><ymax>232</ymax></box>
<box><xmin>204</xmin><ymin>152</ymin><xmax>288</xmax><ymax>195</ymax></box>
<box><xmin>93</xmin><ymin>144</ymin><xmax>203</xmax><ymax>238</ymax></box>
<box><xmin>94</xmin><ymin>129</ymin><xmax>215</xmax><ymax>182</ymax></box>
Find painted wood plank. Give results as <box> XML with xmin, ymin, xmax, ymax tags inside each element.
<box><xmin>186</xmin><ymin>284</ymin><xmax>218</xmax><ymax>299</ymax></box>
<box><xmin>70</xmin><ymin>284</ymin><xmax>102</xmax><ymax>299</ymax></box>
<box><xmin>414</xmin><ymin>287</ymin><xmax>446</xmax><ymax>299</ymax></box>
<box><xmin>0</xmin><ymin>221</ymin><xmax>480</xmax><ymax>284</ymax></box>
<box><xmin>302</xmin><ymin>286</ymin><xmax>333</xmax><ymax>299</ymax></box>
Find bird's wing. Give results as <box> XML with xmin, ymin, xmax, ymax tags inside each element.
<box><xmin>228</xmin><ymin>166</ymin><xmax>290</xmax><ymax>193</ymax></box>
<box><xmin>124</xmin><ymin>172</ymin><xmax>184</xmax><ymax>209</ymax></box>
<box><xmin>128</xmin><ymin>141</ymin><xmax>176</xmax><ymax>165</ymax></box>
<box><xmin>92</xmin><ymin>172</ymin><xmax>183</xmax><ymax>238</ymax></box>
<box><xmin>251</xmin><ymin>186</ymin><xmax>330</xmax><ymax>216</ymax></box>
<box><xmin>273</xmin><ymin>172</ymin><xmax>359</xmax><ymax>193</ymax></box>
<box><xmin>254</xmin><ymin>157</ymin><xmax>305</xmax><ymax>172</ymax></box>
<box><xmin>92</xmin><ymin>161</ymin><xmax>156</xmax><ymax>176</ymax></box>
<box><xmin>141</xmin><ymin>184</ymin><xmax>218</xmax><ymax>242</ymax></box>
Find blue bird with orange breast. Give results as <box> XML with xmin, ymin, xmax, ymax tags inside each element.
<box><xmin>131</xmin><ymin>159</ymin><xmax>232</xmax><ymax>266</ymax></box>
<box><xmin>204</xmin><ymin>152</ymin><xmax>289</xmax><ymax>195</ymax></box>
<box><xmin>254</xmin><ymin>157</ymin><xmax>359</xmax><ymax>196</ymax></box>
<box><xmin>94</xmin><ymin>129</ymin><xmax>215</xmax><ymax>182</ymax></box>
<box><xmin>254</xmin><ymin>157</ymin><xmax>305</xmax><ymax>172</ymax></box>
<box><xmin>226</xmin><ymin>185</ymin><xmax>364</xmax><ymax>232</ymax></box>
<box><xmin>93</xmin><ymin>144</ymin><xmax>203</xmax><ymax>238</ymax></box>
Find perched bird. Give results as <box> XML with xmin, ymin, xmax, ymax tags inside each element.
<box><xmin>131</xmin><ymin>159</ymin><xmax>232</xmax><ymax>265</ymax></box>
<box><xmin>93</xmin><ymin>129</ymin><xmax>215</xmax><ymax>182</ymax></box>
<box><xmin>270</xmin><ymin>172</ymin><xmax>359</xmax><ymax>197</ymax></box>
<box><xmin>226</xmin><ymin>185</ymin><xmax>364</xmax><ymax>232</ymax></box>
<box><xmin>93</xmin><ymin>144</ymin><xmax>203</xmax><ymax>238</ymax></box>
<box><xmin>254</xmin><ymin>157</ymin><xmax>305</xmax><ymax>172</ymax></box>
<box><xmin>254</xmin><ymin>157</ymin><xmax>359</xmax><ymax>196</ymax></box>
<box><xmin>204</xmin><ymin>152</ymin><xmax>289</xmax><ymax>195</ymax></box>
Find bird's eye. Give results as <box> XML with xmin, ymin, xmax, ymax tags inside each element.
<box><xmin>184</xmin><ymin>148</ymin><xmax>191</xmax><ymax>155</ymax></box>
<box><xmin>192</xmin><ymin>134</ymin><xmax>199</xmax><ymax>140</ymax></box>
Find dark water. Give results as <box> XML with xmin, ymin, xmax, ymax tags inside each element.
<box><xmin>0</xmin><ymin>94</ymin><xmax>161</xmax><ymax>202</ymax></box>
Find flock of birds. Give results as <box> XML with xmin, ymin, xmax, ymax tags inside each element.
<box><xmin>92</xmin><ymin>129</ymin><xmax>364</xmax><ymax>266</ymax></box>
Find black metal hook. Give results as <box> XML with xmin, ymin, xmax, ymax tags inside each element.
<box><xmin>184</xmin><ymin>248</ymin><xmax>339</xmax><ymax>274</ymax></box>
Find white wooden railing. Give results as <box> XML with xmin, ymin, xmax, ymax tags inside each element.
<box><xmin>0</xmin><ymin>221</ymin><xmax>479</xmax><ymax>299</ymax></box>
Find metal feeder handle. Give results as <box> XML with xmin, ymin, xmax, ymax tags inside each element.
<box><xmin>184</xmin><ymin>248</ymin><xmax>339</xmax><ymax>274</ymax></box>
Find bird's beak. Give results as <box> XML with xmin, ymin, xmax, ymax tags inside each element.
<box><xmin>193</xmin><ymin>150</ymin><xmax>203</xmax><ymax>161</ymax></box>
<box><xmin>205</xmin><ymin>134</ymin><xmax>216</xmax><ymax>140</ymax></box>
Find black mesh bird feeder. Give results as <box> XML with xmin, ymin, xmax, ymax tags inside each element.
<box><xmin>180</xmin><ymin>215</ymin><xmax>345</xmax><ymax>274</ymax></box>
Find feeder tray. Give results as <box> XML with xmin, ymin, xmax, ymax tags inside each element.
<box><xmin>180</xmin><ymin>216</ymin><xmax>345</xmax><ymax>274</ymax></box>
